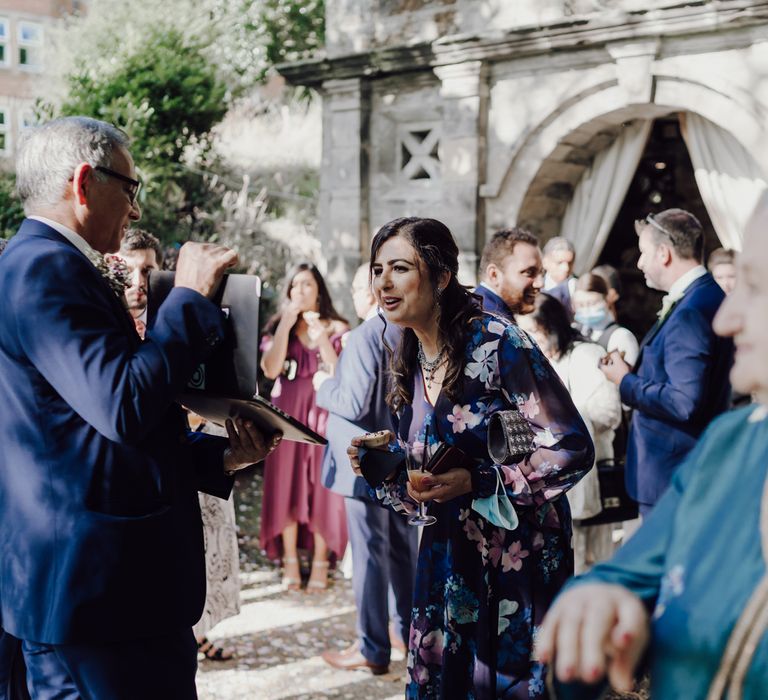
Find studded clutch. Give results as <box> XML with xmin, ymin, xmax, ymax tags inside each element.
<box><xmin>487</xmin><ymin>410</ymin><xmax>536</xmax><ymax>464</ymax></box>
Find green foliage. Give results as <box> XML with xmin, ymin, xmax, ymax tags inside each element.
<box><xmin>55</xmin><ymin>26</ymin><xmax>229</xmax><ymax>243</ymax></box>
<box><xmin>259</xmin><ymin>0</ymin><xmax>325</xmax><ymax>77</ymax></box>
<box><xmin>61</xmin><ymin>28</ymin><xmax>227</xmax><ymax>164</ymax></box>
<box><xmin>206</xmin><ymin>0</ymin><xmax>325</xmax><ymax>90</ymax></box>
<box><xmin>0</xmin><ymin>170</ymin><xmax>24</xmax><ymax>239</ymax></box>
<box><xmin>39</xmin><ymin>0</ymin><xmax>326</xmax><ymax>260</ymax></box>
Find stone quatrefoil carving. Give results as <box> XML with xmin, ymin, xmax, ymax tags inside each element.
<box><xmin>399</xmin><ymin>125</ymin><xmax>441</xmax><ymax>181</ymax></box>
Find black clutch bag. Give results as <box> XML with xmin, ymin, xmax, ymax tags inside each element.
<box><xmin>359</xmin><ymin>448</ymin><xmax>405</xmax><ymax>489</ymax></box>
<box><xmin>580</xmin><ymin>459</ymin><xmax>638</xmax><ymax>526</ymax></box>
<box><xmin>487</xmin><ymin>410</ymin><xmax>536</xmax><ymax>464</ymax></box>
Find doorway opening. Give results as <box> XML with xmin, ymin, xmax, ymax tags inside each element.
<box><xmin>596</xmin><ymin>116</ymin><xmax>720</xmax><ymax>338</ymax></box>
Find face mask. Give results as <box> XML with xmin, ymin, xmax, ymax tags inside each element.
<box><xmin>574</xmin><ymin>305</ymin><xmax>610</xmax><ymax>329</ymax></box>
<box><xmin>472</xmin><ymin>469</ymin><xmax>519</xmax><ymax>530</ymax></box>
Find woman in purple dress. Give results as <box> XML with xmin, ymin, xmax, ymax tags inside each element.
<box><xmin>260</xmin><ymin>263</ymin><xmax>349</xmax><ymax>590</ymax></box>
<box><xmin>349</xmin><ymin>218</ymin><xmax>593</xmax><ymax>698</ymax></box>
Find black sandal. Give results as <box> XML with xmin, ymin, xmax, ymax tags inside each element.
<box><xmin>197</xmin><ymin>636</ymin><xmax>234</xmax><ymax>661</ymax></box>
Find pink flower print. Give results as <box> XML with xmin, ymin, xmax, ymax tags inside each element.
<box><xmin>500</xmin><ymin>465</ymin><xmax>528</xmax><ymax>493</ymax></box>
<box><xmin>411</xmin><ymin>440</ymin><xmax>425</xmax><ymax>460</ymax></box>
<box><xmin>447</xmin><ymin>404</ymin><xmax>480</xmax><ymax>434</ymax></box>
<box><xmin>419</xmin><ymin>630</ymin><xmax>444</xmax><ymax>666</ymax></box>
<box><xmin>487</xmin><ymin>529</ymin><xmax>506</xmax><ymax>567</ymax></box>
<box><xmin>532</xmin><ymin>532</ymin><xmax>545</xmax><ymax>551</ymax></box>
<box><xmin>463</xmin><ymin>516</ymin><xmax>486</xmax><ymax>554</ymax></box>
<box><xmin>412</xmin><ymin>663</ymin><xmax>430</xmax><ymax>685</ymax></box>
<box><xmin>518</xmin><ymin>392</ymin><xmax>540</xmax><ymax>420</ymax></box>
<box><xmin>501</xmin><ymin>541</ymin><xmax>529</xmax><ymax>572</ymax></box>
<box><xmin>458</xmin><ymin>508</ymin><xmax>470</xmax><ymax>522</ymax></box>
<box><xmin>409</xmin><ymin>625</ymin><xmax>422</xmax><ymax>651</ymax></box>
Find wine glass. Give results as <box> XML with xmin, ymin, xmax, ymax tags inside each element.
<box><xmin>404</xmin><ymin>440</ymin><xmax>437</xmax><ymax>527</ymax></box>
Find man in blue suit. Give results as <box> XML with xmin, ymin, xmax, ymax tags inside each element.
<box><xmin>601</xmin><ymin>209</ymin><xmax>733</xmax><ymax>515</ymax></box>
<box><xmin>0</xmin><ymin>117</ymin><xmax>277</xmax><ymax>699</ymax></box>
<box><xmin>474</xmin><ymin>227</ymin><xmax>544</xmax><ymax>321</ymax></box>
<box><xmin>316</xmin><ymin>265</ymin><xmax>417</xmax><ymax>675</ymax></box>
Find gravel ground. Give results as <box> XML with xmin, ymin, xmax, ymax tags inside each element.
<box><xmin>196</xmin><ymin>466</ymin><xmax>648</xmax><ymax>699</ymax></box>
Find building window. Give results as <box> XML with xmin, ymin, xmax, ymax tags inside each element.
<box><xmin>18</xmin><ymin>21</ymin><xmax>43</xmax><ymax>70</ymax></box>
<box><xmin>397</xmin><ymin>123</ymin><xmax>441</xmax><ymax>182</ymax></box>
<box><xmin>0</xmin><ymin>110</ymin><xmax>8</xmax><ymax>154</ymax></box>
<box><xmin>0</xmin><ymin>18</ymin><xmax>9</xmax><ymax>67</ymax></box>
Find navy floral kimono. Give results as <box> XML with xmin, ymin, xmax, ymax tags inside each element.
<box><xmin>377</xmin><ymin>314</ymin><xmax>593</xmax><ymax>699</ymax></box>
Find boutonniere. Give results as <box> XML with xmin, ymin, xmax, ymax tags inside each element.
<box><xmin>656</xmin><ymin>294</ymin><xmax>680</xmax><ymax>322</ymax></box>
<box><xmin>84</xmin><ymin>248</ymin><xmax>130</xmax><ymax>300</ymax></box>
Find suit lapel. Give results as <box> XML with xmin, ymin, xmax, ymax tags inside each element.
<box><xmin>19</xmin><ymin>219</ymin><xmax>139</xmax><ymax>341</ymax></box>
<box><xmin>639</xmin><ymin>297</ymin><xmax>682</xmax><ymax>349</ymax></box>
<box><xmin>633</xmin><ymin>274</ymin><xmax>711</xmax><ymax>370</ymax></box>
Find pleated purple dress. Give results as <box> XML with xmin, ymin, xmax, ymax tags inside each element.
<box><xmin>259</xmin><ymin>333</ymin><xmax>348</xmax><ymax>562</ymax></box>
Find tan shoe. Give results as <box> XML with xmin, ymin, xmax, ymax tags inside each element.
<box><xmin>321</xmin><ymin>642</ymin><xmax>389</xmax><ymax>675</ymax></box>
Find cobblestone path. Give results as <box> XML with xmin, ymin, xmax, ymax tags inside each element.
<box><xmin>197</xmin><ymin>571</ymin><xmax>407</xmax><ymax>700</ymax></box>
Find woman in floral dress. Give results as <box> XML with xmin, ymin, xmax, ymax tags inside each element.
<box><xmin>350</xmin><ymin>218</ymin><xmax>593</xmax><ymax>699</ymax></box>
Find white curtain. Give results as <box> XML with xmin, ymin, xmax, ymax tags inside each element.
<box><xmin>680</xmin><ymin>112</ymin><xmax>768</xmax><ymax>251</ymax></box>
<box><xmin>560</xmin><ymin>120</ymin><xmax>652</xmax><ymax>274</ymax></box>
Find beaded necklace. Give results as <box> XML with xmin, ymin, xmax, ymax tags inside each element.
<box><xmin>417</xmin><ymin>341</ymin><xmax>446</xmax><ymax>390</ymax></box>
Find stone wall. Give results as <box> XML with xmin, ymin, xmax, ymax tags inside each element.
<box><xmin>483</xmin><ymin>22</ymin><xmax>768</xmax><ymax>250</ymax></box>
<box><xmin>326</xmin><ymin>0</ymin><xmax>695</xmax><ymax>56</ymax></box>
<box><xmin>281</xmin><ymin>0</ymin><xmax>768</xmax><ymax>318</ymax></box>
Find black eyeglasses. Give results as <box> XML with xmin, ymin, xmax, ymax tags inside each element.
<box><xmin>95</xmin><ymin>166</ymin><xmax>141</xmax><ymax>205</ymax></box>
<box><xmin>634</xmin><ymin>213</ymin><xmax>675</xmax><ymax>242</ymax></box>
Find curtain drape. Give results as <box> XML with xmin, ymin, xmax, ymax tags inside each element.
<box><xmin>559</xmin><ymin>120</ymin><xmax>652</xmax><ymax>274</ymax></box>
<box><xmin>680</xmin><ymin>112</ymin><xmax>767</xmax><ymax>251</ymax></box>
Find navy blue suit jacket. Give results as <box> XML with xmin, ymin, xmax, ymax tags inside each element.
<box><xmin>317</xmin><ymin>315</ymin><xmax>400</xmax><ymax>499</ymax></box>
<box><xmin>620</xmin><ymin>272</ymin><xmax>733</xmax><ymax>505</ymax></box>
<box><xmin>0</xmin><ymin>220</ymin><xmax>233</xmax><ymax>644</ymax></box>
<box><xmin>473</xmin><ymin>284</ymin><xmax>514</xmax><ymax>322</ymax></box>
<box><xmin>546</xmin><ymin>279</ymin><xmax>575</xmax><ymax>322</ymax></box>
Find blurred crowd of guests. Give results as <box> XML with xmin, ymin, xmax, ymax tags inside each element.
<box><xmin>0</xmin><ymin>168</ymin><xmax>750</xmax><ymax>698</ymax></box>
<box><xmin>213</xmin><ymin>204</ymin><xmax>739</xmax><ymax>697</ymax></box>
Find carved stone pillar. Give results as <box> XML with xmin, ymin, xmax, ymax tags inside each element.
<box><xmin>433</xmin><ymin>61</ymin><xmax>488</xmax><ymax>285</ymax></box>
<box><xmin>318</xmin><ymin>77</ymin><xmax>370</xmax><ymax>320</ymax></box>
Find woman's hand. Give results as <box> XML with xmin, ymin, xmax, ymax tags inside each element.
<box><xmin>536</xmin><ymin>583</ymin><xmax>649</xmax><ymax>692</ymax></box>
<box><xmin>280</xmin><ymin>299</ymin><xmax>304</xmax><ymax>328</ymax></box>
<box><xmin>347</xmin><ymin>430</ymin><xmax>395</xmax><ymax>476</ymax></box>
<box><xmin>407</xmin><ymin>467</ymin><xmax>472</xmax><ymax>503</ymax></box>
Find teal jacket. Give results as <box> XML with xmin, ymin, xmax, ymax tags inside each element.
<box><xmin>559</xmin><ymin>404</ymin><xmax>768</xmax><ymax>699</ymax></box>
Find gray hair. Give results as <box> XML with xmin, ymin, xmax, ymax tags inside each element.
<box><xmin>543</xmin><ymin>236</ymin><xmax>576</xmax><ymax>256</ymax></box>
<box><xmin>16</xmin><ymin>116</ymin><xmax>130</xmax><ymax>215</ymax></box>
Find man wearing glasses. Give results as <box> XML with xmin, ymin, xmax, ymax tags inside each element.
<box><xmin>0</xmin><ymin>117</ymin><xmax>280</xmax><ymax>699</ymax></box>
<box><xmin>600</xmin><ymin>208</ymin><xmax>733</xmax><ymax>517</ymax></box>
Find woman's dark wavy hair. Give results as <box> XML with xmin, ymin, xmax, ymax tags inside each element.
<box><xmin>370</xmin><ymin>217</ymin><xmax>482</xmax><ymax>412</ymax></box>
<box><xmin>528</xmin><ymin>292</ymin><xmax>583</xmax><ymax>359</ymax></box>
<box><xmin>264</xmin><ymin>261</ymin><xmax>347</xmax><ymax>335</ymax></box>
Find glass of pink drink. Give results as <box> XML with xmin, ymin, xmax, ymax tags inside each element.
<box><xmin>405</xmin><ymin>442</ymin><xmax>436</xmax><ymax>527</ymax></box>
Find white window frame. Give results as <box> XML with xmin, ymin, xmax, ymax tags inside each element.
<box><xmin>17</xmin><ymin>21</ymin><xmax>44</xmax><ymax>72</ymax></box>
<box><xmin>0</xmin><ymin>18</ymin><xmax>9</xmax><ymax>68</ymax></box>
<box><xmin>0</xmin><ymin>108</ymin><xmax>9</xmax><ymax>156</ymax></box>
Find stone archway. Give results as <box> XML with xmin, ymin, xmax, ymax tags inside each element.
<box><xmin>482</xmin><ymin>71</ymin><xmax>768</xmax><ymax>254</ymax></box>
